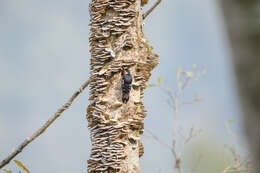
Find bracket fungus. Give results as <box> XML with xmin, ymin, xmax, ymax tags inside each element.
<box><xmin>87</xmin><ymin>0</ymin><xmax>158</xmax><ymax>172</ymax></box>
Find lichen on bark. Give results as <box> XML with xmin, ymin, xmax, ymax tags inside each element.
<box><xmin>87</xmin><ymin>0</ymin><xmax>158</xmax><ymax>172</ymax></box>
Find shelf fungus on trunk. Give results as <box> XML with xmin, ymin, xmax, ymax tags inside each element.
<box><xmin>87</xmin><ymin>0</ymin><xmax>158</xmax><ymax>172</ymax></box>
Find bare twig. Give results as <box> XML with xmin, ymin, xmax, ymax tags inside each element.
<box><xmin>157</xmin><ymin>74</ymin><xmax>192</xmax><ymax>173</ymax></box>
<box><xmin>221</xmin><ymin>148</ymin><xmax>251</xmax><ymax>173</ymax></box>
<box><xmin>182</xmin><ymin>93</ymin><xmax>202</xmax><ymax>105</ymax></box>
<box><xmin>179</xmin><ymin>127</ymin><xmax>202</xmax><ymax>159</ymax></box>
<box><xmin>145</xmin><ymin>129</ymin><xmax>172</xmax><ymax>150</ymax></box>
<box><xmin>225</xmin><ymin>120</ymin><xmax>237</xmax><ymax>137</ymax></box>
<box><xmin>184</xmin><ymin>128</ymin><xmax>202</xmax><ymax>145</ymax></box>
<box><xmin>147</xmin><ymin>66</ymin><xmax>203</xmax><ymax>173</ymax></box>
<box><xmin>144</xmin><ymin>129</ymin><xmax>181</xmax><ymax>172</ymax></box>
<box><xmin>143</xmin><ymin>0</ymin><xmax>162</xmax><ymax>19</ymax></box>
<box><xmin>190</xmin><ymin>154</ymin><xmax>203</xmax><ymax>173</ymax></box>
<box><xmin>222</xmin><ymin>165</ymin><xmax>233</xmax><ymax>173</ymax></box>
<box><xmin>0</xmin><ymin>78</ymin><xmax>92</xmax><ymax>169</ymax></box>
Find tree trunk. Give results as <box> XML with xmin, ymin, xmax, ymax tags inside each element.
<box><xmin>87</xmin><ymin>0</ymin><xmax>158</xmax><ymax>172</ymax></box>
<box><xmin>220</xmin><ymin>1</ymin><xmax>260</xmax><ymax>173</ymax></box>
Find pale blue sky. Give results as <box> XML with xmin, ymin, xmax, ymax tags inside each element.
<box><xmin>0</xmin><ymin>0</ymin><xmax>247</xmax><ymax>172</ymax></box>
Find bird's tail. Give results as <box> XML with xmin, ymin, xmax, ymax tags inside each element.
<box><xmin>122</xmin><ymin>93</ymin><xmax>129</xmax><ymax>103</ymax></box>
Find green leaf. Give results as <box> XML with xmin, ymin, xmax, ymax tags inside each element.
<box><xmin>178</xmin><ymin>81</ymin><xmax>182</xmax><ymax>88</ymax></box>
<box><xmin>3</xmin><ymin>169</ymin><xmax>12</xmax><ymax>173</ymax></box>
<box><xmin>174</xmin><ymin>66</ymin><xmax>181</xmax><ymax>70</ymax></box>
<box><xmin>14</xmin><ymin>160</ymin><xmax>30</xmax><ymax>173</ymax></box>
<box><xmin>227</xmin><ymin>120</ymin><xmax>235</xmax><ymax>124</ymax></box>
<box><xmin>192</xmin><ymin>64</ymin><xmax>197</xmax><ymax>68</ymax></box>
<box><xmin>202</xmin><ymin>66</ymin><xmax>207</xmax><ymax>74</ymax></box>
<box><xmin>157</xmin><ymin>77</ymin><xmax>163</xmax><ymax>83</ymax></box>
<box><xmin>185</xmin><ymin>71</ymin><xmax>194</xmax><ymax>77</ymax></box>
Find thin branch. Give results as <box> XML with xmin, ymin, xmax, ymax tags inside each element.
<box><xmin>222</xmin><ymin>148</ymin><xmax>251</xmax><ymax>173</ymax></box>
<box><xmin>179</xmin><ymin>127</ymin><xmax>202</xmax><ymax>158</ymax></box>
<box><xmin>143</xmin><ymin>0</ymin><xmax>162</xmax><ymax>19</ymax></box>
<box><xmin>0</xmin><ymin>78</ymin><xmax>92</xmax><ymax>169</ymax></box>
<box><xmin>225</xmin><ymin>120</ymin><xmax>237</xmax><ymax>137</ymax></box>
<box><xmin>190</xmin><ymin>154</ymin><xmax>203</xmax><ymax>173</ymax></box>
<box><xmin>145</xmin><ymin>129</ymin><xmax>172</xmax><ymax>150</ymax></box>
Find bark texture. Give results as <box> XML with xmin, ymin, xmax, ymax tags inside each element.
<box><xmin>87</xmin><ymin>0</ymin><xmax>158</xmax><ymax>172</ymax></box>
<box><xmin>220</xmin><ymin>1</ymin><xmax>260</xmax><ymax>173</ymax></box>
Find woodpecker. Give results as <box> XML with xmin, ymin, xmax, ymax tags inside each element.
<box><xmin>121</xmin><ymin>69</ymin><xmax>132</xmax><ymax>103</ymax></box>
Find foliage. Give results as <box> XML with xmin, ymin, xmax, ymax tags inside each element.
<box><xmin>1</xmin><ymin>160</ymin><xmax>30</xmax><ymax>173</ymax></box>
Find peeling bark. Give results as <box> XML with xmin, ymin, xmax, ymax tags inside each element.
<box><xmin>86</xmin><ymin>0</ymin><xmax>158</xmax><ymax>172</ymax></box>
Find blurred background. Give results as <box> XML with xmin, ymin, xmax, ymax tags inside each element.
<box><xmin>0</xmin><ymin>0</ymin><xmax>249</xmax><ymax>172</ymax></box>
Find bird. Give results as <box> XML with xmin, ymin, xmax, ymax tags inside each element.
<box><xmin>121</xmin><ymin>69</ymin><xmax>132</xmax><ymax>103</ymax></box>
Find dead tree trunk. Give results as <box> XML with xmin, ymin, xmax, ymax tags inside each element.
<box><xmin>87</xmin><ymin>0</ymin><xmax>158</xmax><ymax>172</ymax></box>
<box><xmin>220</xmin><ymin>1</ymin><xmax>260</xmax><ymax>173</ymax></box>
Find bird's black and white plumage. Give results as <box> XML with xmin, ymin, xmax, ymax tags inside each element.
<box><xmin>122</xmin><ymin>69</ymin><xmax>132</xmax><ymax>103</ymax></box>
